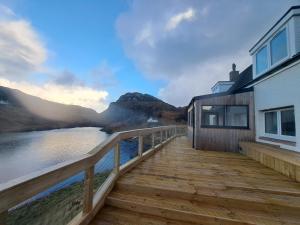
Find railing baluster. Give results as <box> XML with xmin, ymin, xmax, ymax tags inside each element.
<box><xmin>138</xmin><ymin>135</ymin><xmax>143</xmax><ymax>156</ymax></box>
<box><xmin>83</xmin><ymin>165</ymin><xmax>94</xmax><ymax>214</ymax></box>
<box><xmin>114</xmin><ymin>143</ymin><xmax>120</xmax><ymax>173</ymax></box>
<box><xmin>0</xmin><ymin>125</ymin><xmax>187</xmax><ymax>225</ymax></box>
<box><xmin>152</xmin><ymin>133</ymin><xmax>155</xmax><ymax>148</ymax></box>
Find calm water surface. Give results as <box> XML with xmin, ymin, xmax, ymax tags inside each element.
<box><xmin>0</xmin><ymin>127</ymin><xmax>109</xmax><ymax>184</ymax></box>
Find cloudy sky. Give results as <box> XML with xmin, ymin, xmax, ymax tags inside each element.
<box><xmin>0</xmin><ymin>0</ymin><xmax>299</xmax><ymax>112</ymax></box>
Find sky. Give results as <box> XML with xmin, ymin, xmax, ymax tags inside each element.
<box><xmin>0</xmin><ymin>0</ymin><xmax>299</xmax><ymax>112</ymax></box>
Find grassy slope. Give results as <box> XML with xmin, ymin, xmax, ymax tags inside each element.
<box><xmin>7</xmin><ymin>172</ymin><xmax>110</xmax><ymax>225</ymax></box>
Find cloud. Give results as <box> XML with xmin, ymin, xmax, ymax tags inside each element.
<box><xmin>158</xmin><ymin>51</ymin><xmax>250</xmax><ymax>106</ymax></box>
<box><xmin>0</xmin><ymin>4</ymin><xmax>15</xmax><ymax>18</ymax></box>
<box><xmin>0</xmin><ymin>78</ymin><xmax>108</xmax><ymax>112</ymax></box>
<box><xmin>0</xmin><ymin>5</ymin><xmax>111</xmax><ymax>112</ymax></box>
<box><xmin>0</xmin><ymin>8</ymin><xmax>47</xmax><ymax>80</ymax></box>
<box><xmin>90</xmin><ymin>61</ymin><xmax>118</xmax><ymax>88</ymax></box>
<box><xmin>165</xmin><ymin>8</ymin><xmax>196</xmax><ymax>31</ymax></box>
<box><xmin>117</xmin><ymin>0</ymin><xmax>300</xmax><ymax>106</ymax></box>
<box><xmin>53</xmin><ymin>70</ymin><xmax>85</xmax><ymax>86</ymax></box>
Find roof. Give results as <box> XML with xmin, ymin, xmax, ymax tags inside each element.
<box><xmin>211</xmin><ymin>81</ymin><xmax>235</xmax><ymax>91</ymax></box>
<box><xmin>228</xmin><ymin>65</ymin><xmax>253</xmax><ymax>94</ymax></box>
<box><xmin>188</xmin><ymin>65</ymin><xmax>254</xmax><ymax>108</ymax></box>
<box><xmin>249</xmin><ymin>5</ymin><xmax>300</xmax><ymax>53</ymax></box>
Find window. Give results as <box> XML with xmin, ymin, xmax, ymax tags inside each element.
<box><xmin>256</xmin><ymin>46</ymin><xmax>268</xmax><ymax>75</ymax></box>
<box><xmin>264</xmin><ymin>107</ymin><xmax>296</xmax><ymax>139</ymax></box>
<box><xmin>225</xmin><ymin>106</ymin><xmax>248</xmax><ymax>127</ymax></box>
<box><xmin>271</xmin><ymin>28</ymin><xmax>288</xmax><ymax>65</ymax></box>
<box><xmin>201</xmin><ymin>105</ymin><xmax>248</xmax><ymax>128</ymax></box>
<box><xmin>281</xmin><ymin>109</ymin><xmax>295</xmax><ymax>136</ymax></box>
<box><xmin>254</xmin><ymin>27</ymin><xmax>290</xmax><ymax>76</ymax></box>
<box><xmin>202</xmin><ymin>106</ymin><xmax>225</xmax><ymax>126</ymax></box>
<box><xmin>265</xmin><ymin>111</ymin><xmax>278</xmax><ymax>134</ymax></box>
<box><xmin>188</xmin><ymin>110</ymin><xmax>194</xmax><ymax>127</ymax></box>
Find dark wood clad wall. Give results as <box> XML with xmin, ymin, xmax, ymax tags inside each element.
<box><xmin>194</xmin><ymin>92</ymin><xmax>255</xmax><ymax>152</ymax></box>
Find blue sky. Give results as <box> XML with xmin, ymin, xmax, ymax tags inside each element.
<box><xmin>0</xmin><ymin>0</ymin><xmax>299</xmax><ymax>112</ymax></box>
<box><xmin>9</xmin><ymin>0</ymin><xmax>163</xmax><ymax>101</ymax></box>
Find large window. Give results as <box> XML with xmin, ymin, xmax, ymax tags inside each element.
<box><xmin>202</xmin><ymin>106</ymin><xmax>225</xmax><ymax>126</ymax></box>
<box><xmin>264</xmin><ymin>107</ymin><xmax>296</xmax><ymax>139</ymax></box>
<box><xmin>271</xmin><ymin>28</ymin><xmax>288</xmax><ymax>65</ymax></box>
<box><xmin>225</xmin><ymin>106</ymin><xmax>248</xmax><ymax>127</ymax></box>
<box><xmin>255</xmin><ymin>27</ymin><xmax>289</xmax><ymax>76</ymax></box>
<box><xmin>256</xmin><ymin>46</ymin><xmax>268</xmax><ymax>75</ymax></box>
<box><xmin>201</xmin><ymin>105</ymin><xmax>249</xmax><ymax>129</ymax></box>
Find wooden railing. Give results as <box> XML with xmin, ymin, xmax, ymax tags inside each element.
<box><xmin>0</xmin><ymin>125</ymin><xmax>187</xmax><ymax>225</ymax></box>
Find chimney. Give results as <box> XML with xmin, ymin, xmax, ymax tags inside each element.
<box><xmin>229</xmin><ymin>63</ymin><xmax>239</xmax><ymax>82</ymax></box>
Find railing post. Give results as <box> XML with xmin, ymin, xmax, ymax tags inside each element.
<box><xmin>152</xmin><ymin>132</ymin><xmax>155</xmax><ymax>148</ymax></box>
<box><xmin>114</xmin><ymin>143</ymin><xmax>120</xmax><ymax>173</ymax></box>
<box><xmin>0</xmin><ymin>211</ymin><xmax>7</xmax><ymax>225</ymax></box>
<box><xmin>160</xmin><ymin>130</ymin><xmax>163</xmax><ymax>143</ymax></box>
<box><xmin>83</xmin><ymin>165</ymin><xmax>94</xmax><ymax>214</ymax></box>
<box><xmin>138</xmin><ymin>135</ymin><xmax>143</xmax><ymax>156</ymax></box>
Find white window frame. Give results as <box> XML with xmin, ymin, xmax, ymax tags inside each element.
<box><xmin>255</xmin><ymin>25</ymin><xmax>290</xmax><ymax>77</ymax></box>
<box><xmin>255</xmin><ymin>45</ymin><xmax>269</xmax><ymax>77</ymax></box>
<box><xmin>270</xmin><ymin>27</ymin><xmax>290</xmax><ymax>67</ymax></box>
<box><xmin>263</xmin><ymin>107</ymin><xmax>296</xmax><ymax>142</ymax></box>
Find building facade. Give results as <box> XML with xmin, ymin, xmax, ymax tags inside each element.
<box><xmin>188</xmin><ymin>6</ymin><xmax>300</xmax><ymax>152</ymax></box>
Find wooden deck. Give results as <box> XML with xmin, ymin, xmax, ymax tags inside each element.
<box><xmin>90</xmin><ymin>136</ymin><xmax>300</xmax><ymax>225</ymax></box>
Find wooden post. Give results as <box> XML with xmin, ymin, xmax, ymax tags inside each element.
<box><xmin>138</xmin><ymin>135</ymin><xmax>143</xmax><ymax>156</ymax></box>
<box><xmin>152</xmin><ymin>133</ymin><xmax>155</xmax><ymax>148</ymax></box>
<box><xmin>114</xmin><ymin>143</ymin><xmax>120</xmax><ymax>173</ymax></box>
<box><xmin>0</xmin><ymin>211</ymin><xmax>7</xmax><ymax>225</ymax></box>
<box><xmin>83</xmin><ymin>165</ymin><xmax>94</xmax><ymax>214</ymax></box>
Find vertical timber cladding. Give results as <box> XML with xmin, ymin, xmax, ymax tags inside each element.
<box><xmin>195</xmin><ymin>91</ymin><xmax>255</xmax><ymax>152</ymax></box>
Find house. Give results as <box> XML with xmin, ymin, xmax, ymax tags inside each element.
<box><xmin>188</xmin><ymin>6</ymin><xmax>300</xmax><ymax>152</ymax></box>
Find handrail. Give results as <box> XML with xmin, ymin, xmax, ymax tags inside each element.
<box><xmin>0</xmin><ymin>125</ymin><xmax>187</xmax><ymax>225</ymax></box>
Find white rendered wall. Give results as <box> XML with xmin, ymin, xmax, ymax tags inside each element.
<box><xmin>254</xmin><ymin>61</ymin><xmax>300</xmax><ymax>151</ymax></box>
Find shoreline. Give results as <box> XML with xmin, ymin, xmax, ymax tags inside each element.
<box><xmin>0</xmin><ymin>124</ymin><xmax>105</xmax><ymax>134</ymax></box>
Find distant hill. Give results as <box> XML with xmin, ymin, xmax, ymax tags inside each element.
<box><xmin>99</xmin><ymin>92</ymin><xmax>186</xmax><ymax>133</ymax></box>
<box><xmin>0</xmin><ymin>87</ymin><xmax>186</xmax><ymax>133</ymax></box>
<box><xmin>0</xmin><ymin>86</ymin><xmax>102</xmax><ymax>133</ymax></box>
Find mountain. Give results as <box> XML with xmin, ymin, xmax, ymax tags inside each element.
<box><xmin>0</xmin><ymin>86</ymin><xmax>103</xmax><ymax>133</ymax></box>
<box><xmin>98</xmin><ymin>92</ymin><xmax>186</xmax><ymax>133</ymax></box>
<box><xmin>0</xmin><ymin>87</ymin><xmax>186</xmax><ymax>133</ymax></box>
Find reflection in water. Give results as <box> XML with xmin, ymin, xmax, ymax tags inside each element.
<box><xmin>0</xmin><ymin>127</ymin><xmax>108</xmax><ymax>183</ymax></box>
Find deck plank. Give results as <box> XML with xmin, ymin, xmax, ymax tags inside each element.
<box><xmin>90</xmin><ymin>136</ymin><xmax>300</xmax><ymax>225</ymax></box>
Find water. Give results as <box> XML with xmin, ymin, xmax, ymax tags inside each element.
<box><xmin>0</xmin><ymin>126</ymin><xmax>141</xmax><ymax>211</ymax></box>
<box><xmin>0</xmin><ymin>127</ymin><xmax>109</xmax><ymax>184</ymax></box>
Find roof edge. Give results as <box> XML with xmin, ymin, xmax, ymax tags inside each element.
<box><xmin>249</xmin><ymin>5</ymin><xmax>300</xmax><ymax>53</ymax></box>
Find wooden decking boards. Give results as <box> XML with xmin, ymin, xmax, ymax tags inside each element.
<box><xmin>90</xmin><ymin>137</ymin><xmax>300</xmax><ymax>225</ymax></box>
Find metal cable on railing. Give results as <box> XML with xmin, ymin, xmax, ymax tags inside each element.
<box><xmin>0</xmin><ymin>125</ymin><xmax>187</xmax><ymax>225</ymax></box>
